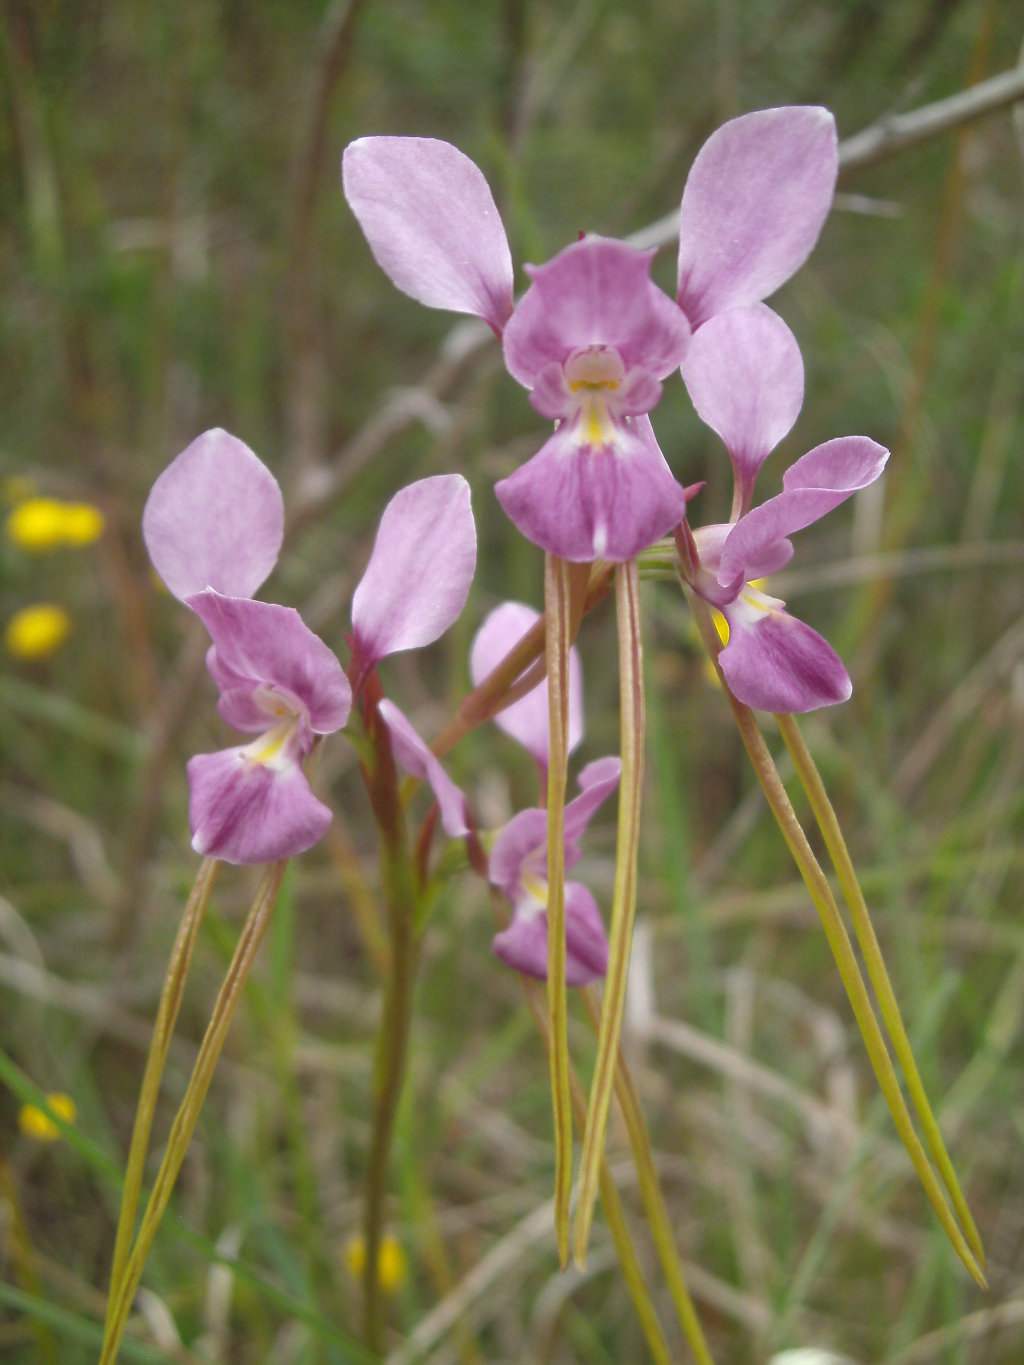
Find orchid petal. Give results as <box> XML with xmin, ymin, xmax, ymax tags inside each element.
<box><xmin>719</xmin><ymin>599</ymin><xmax>852</xmax><ymax>713</ymax></box>
<box><xmin>188</xmin><ymin>592</ymin><xmax>351</xmax><ymax>733</ymax></box>
<box><xmin>503</xmin><ymin>236</ymin><xmax>690</xmax><ymax>388</ymax></box>
<box><xmin>495</xmin><ymin>418</ymin><xmax>686</xmax><ymax>562</ymax></box>
<box><xmin>377</xmin><ymin>699</ymin><xmax>469</xmax><ymax>837</ymax></box>
<box><xmin>342</xmin><ymin>137</ymin><xmax>514</xmax><ymax>333</ymax></box>
<box><xmin>351</xmin><ymin>475</ymin><xmax>477</xmax><ymax>668</ymax></box>
<box><xmin>470</xmin><ymin>602</ymin><xmax>583</xmax><ymax>766</ymax></box>
<box><xmin>718</xmin><ymin>437</ymin><xmax>888</xmax><ymax>588</ymax></box>
<box><xmin>677</xmin><ymin>107</ymin><xmax>838</xmax><ymax>328</ymax></box>
<box><xmin>492</xmin><ymin>882</ymin><xmax>608</xmax><ymax>985</ymax></box>
<box><xmin>143</xmin><ymin>429</ymin><xmax>284</xmax><ymax>602</ymax></box>
<box><xmin>489</xmin><ymin>806</ymin><xmax>548</xmax><ymax>900</ymax></box>
<box><xmin>564</xmin><ymin>757</ymin><xmax>621</xmax><ymax>851</ymax></box>
<box><xmin>187</xmin><ymin>747</ymin><xmax>332</xmax><ymax>864</ymax></box>
<box><xmin>681</xmin><ymin>304</ymin><xmax>804</xmax><ymax>489</ymax></box>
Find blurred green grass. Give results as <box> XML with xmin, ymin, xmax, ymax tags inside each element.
<box><xmin>3</xmin><ymin>0</ymin><xmax>1024</xmax><ymax>1360</ymax></box>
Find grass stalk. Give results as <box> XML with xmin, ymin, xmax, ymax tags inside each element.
<box><xmin>98</xmin><ymin>860</ymin><xmax>288</xmax><ymax>1365</ymax></box>
<box><xmin>684</xmin><ymin>585</ymin><xmax>986</xmax><ymax>1288</ymax></box>
<box><xmin>575</xmin><ymin>560</ymin><xmax>645</xmax><ymax>1267</ymax></box>
<box><xmin>579</xmin><ymin>986</ymin><xmax>716</xmax><ymax>1365</ymax></box>
<box><xmin>104</xmin><ymin>857</ymin><xmax>219</xmax><ymax>1322</ymax></box>
<box><xmin>544</xmin><ymin>551</ymin><xmax>574</xmax><ymax>1268</ymax></box>
<box><xmin>776</xmin><ymin>711</ymin><xmax>984</xmax><ymax>1267</ymax></box>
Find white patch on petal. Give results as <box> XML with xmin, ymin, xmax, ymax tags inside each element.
<box><xmin>592</xmin><ymin>523</ymin><xmax>608</xmax><ymax>557</ymax></box>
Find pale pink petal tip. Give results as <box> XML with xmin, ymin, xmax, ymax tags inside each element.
<box><xmin>677</xmin><ymin>106</ymin><xmax>838</xmax><ymax>328</ymax></box>
<box><xmin>377</xmin><ymin>699</ymin><xmax>469</xmax><ymax>838</ymax></box>
<box><xmin>352</xmin><ymin>475</ymin><xmax>477</xmax><ymax>669</ymax></box>
<box><xmin>469</xmin><ymin>602</ymin><xmax>583</xmax><ymax>766</ymax></box>
<box><xmin>343</xmin><ymin>136</ymin><xmax>514</xmax><ymax>333</ymax></box>
<box><xmin>143</xmin><ymin>428</ymin><xmax>284</xmax><ymax>601</ymax></box>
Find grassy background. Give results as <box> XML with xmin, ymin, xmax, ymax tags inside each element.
<box><xmin>3</xmin><ymin>0</ymin><xmax>1024</xmax><ymax>1360</ymax></box>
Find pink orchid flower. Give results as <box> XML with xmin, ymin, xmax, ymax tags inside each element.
<box><xmin>144</xmin><ymin>430</ymin><xmax>476</xmax><ymax>863</ymax></box>
<box><xmin>379</xmin><ymin>601</ymin><xmax>618</xmax><ymax>983</ymax></box>
<box><xmin>342</xmin><ymin>108</ymin><xmax>837</xmax><ymax>562</ymax></box>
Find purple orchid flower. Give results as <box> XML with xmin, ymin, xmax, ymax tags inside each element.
<box><xmin>342</xmin><ymin>109</ymin><xmax>837</xmax><ymax>562</ymax></box>
<box><xmin>144</xmin><ymin>431</ymin><xmax>478</xmax><ymax>864</ymax></box>
<box><xmin>691</xmin><ymin>437</ymin><xmax>889</xmax><ymax>712</ymax></box>
<box><xmin>489</xmin><ymin>759</ymin><xmax>620</xmax><ymax>984</ymax></box>
<box><xmin>144</xmin><ymin>429</ymin><xmax>351</xmax><ymax>864</ymax></box>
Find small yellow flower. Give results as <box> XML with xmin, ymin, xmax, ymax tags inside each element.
<box><xmin>344</xmin><ymin>1234</ymin><xmax>407</xmax><ymax>1293</ymax></box>
<box><xmin>60</xmin><ymin>503</ymin><xmax>106</xmax><ymax>546</ymax></box>
<box><xmin>18</xmin><ymin>1093</ymin><xmax>77</xmax><ymax>1142</ymax></box>
<box><xmin>5</xmin><ymin>604</ymin><xmax>72</xmax><ymax>659</ymax></box>
<box><xmin>5</xmin><ymin>496</ymin><xmax>104</xmax><ymax>550</ymax></box>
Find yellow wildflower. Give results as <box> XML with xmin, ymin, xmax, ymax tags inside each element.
<box><xmin>60</xmin><ymin>503</ymin><xmax>106</xmax><ymax>546</ymax></box>
<box><xmin>344</xmin><ymin>1234</ymin><xmax>407</xmax><ymax>1293</ymax></box>
<box><xmin>18</xmin><ymin>1093</ymin><xmax>77</xmax><ymax>1142</ymax></box>
<box><xmin>5</xmin><ymin>604</ymin><xmax>72</xmax><ymax>659</ymax></box>
<box><xmin>5</xmin><ymin>496</ymin><xmax>104</xmax><ymax>550</ymax></box>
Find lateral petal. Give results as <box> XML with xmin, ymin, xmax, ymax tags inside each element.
<box><xmin>143</xmin><ymin>429</ymin><xmax>284</xmax><ymax>602</ymax></box>
<box><xmin>342</xmin><ymin>137</ymin><xmax>514</xmax><ymax>333</ymax></box>
<box><xmin>351</xmin><ymin>475</ymin><xmax>477</xmax><ymax>667</ymax></box>
<box><xmin>377</xmin><ymin>699</ymin><xmax>469</xmax><ymax>837</ymax></box>
<box><xmin>718</xmin><ymin>436</ymin><xmax>888</xmax><ymax>588</ymax></box>
<box><xmin>187</xmin><ymin>592</ymin><xmax>351</xmax><ymax>733</ymax></box>
<box><xmin>677</xmin><ymin>107</ymin><xmax>838</xmax><ymax>327</ymax></box>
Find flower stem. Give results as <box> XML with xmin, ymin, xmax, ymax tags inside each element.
<box><xmin>104</xmin><ymin>857</ymin><xmax>219</xmax><ymax>1324</ymax></box>
<box><xmin>775</xmin><ymin>710</ymin><xmax>984</xmax><ymax>1267</ymax></box>
<box><xmin>98</xmin><ymin>859</ymin><xmax>289</xmax><ymax>1365</ymax></box>
<box><xmin>362</xmin><ymin>872</ymin><xmax>419</xmax><ymax>1353</ymax></box>
<box><xmin>575</xmin><ymin>559</ymin><xmax>646</xmax><ymax>1267</ymax></box>
<box><xmin>684</xmin><ymin>585</ymin><xmax>986</xmax><ymax>1288</ymax></box>
<box><xmin>544</xmin><ymin>552</ymin><xmax>574</xmax><ymax>1269</ymax></box>
<box><xmin>578</xmin><ymin>985</ymin><xmax>716</xmax><ymax>1365</ymax></box>
<box><xmin>517</xmin><ymin>974</ymin><xmax>674</xmax><ymax>1365</ymax></box>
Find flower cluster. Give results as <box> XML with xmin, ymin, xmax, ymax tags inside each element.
<box><xmin>144</xmin><ymin>429</ymin><xmax>476</xmax><ymax>864</ymax></box>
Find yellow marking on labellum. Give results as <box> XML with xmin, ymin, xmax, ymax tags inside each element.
<box><xmin>247</xmin><ymin>717</ymin><xmax>297</xmax><ymax>767</ymax></box>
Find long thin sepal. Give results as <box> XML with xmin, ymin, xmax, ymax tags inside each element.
<box><xmin>517</xmin><ymin>974</ymin><xmax>673</xmax><ymax>1365</ymax></box>
<box><xmin>685</xmin><ymin>586</ymin><xmax>986</xmax><ymax>1289</ymax></box>
<box><xmin>775</xmin><ymin>711</ymin><xmax>985</xmax><ymax>1268</ymax></box>
<box><xmin>579</xmin><ymin>986</ymin><xmax>716</xmax><ymax>1365</ymax></box>
<box><xmin>544</xmin><ymin>552</ymin><xmax>574</xmax><ymax>1268</ymax></box>
<box><xmin>574</xmin><ymin>559</ymin><xmax>646</xmax><ymax>1267</ymax></box>
<box><xmin>98</xmin><ymin>860</ymin><xmax>289</xmax><ymax>1365</ymax></box>
<box><xmin>104</xmin><ymin>857</ymin><xmax>219</xmax><ymax>1321</ymax></box>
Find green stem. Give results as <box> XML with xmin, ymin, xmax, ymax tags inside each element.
<box><xmin>684</xmin><ymin>586</ymin><xmax>985</xmax><ymax>1289</ymax></box>
<box><xmin>104</xmin><ymin>858</ymin><xmax>219</xmax><ymax>1323</ymax></box>
<box><xmin>775</xmin><ymin>711</ymin><xmax>984</xmax><ymax>1267</ymax></box>
<box><xmin>517</xmin><ymin>975</ymin><xmax>673</xmax><ymax>1365</ymax></box>
<box><xmin>98</xmin><ymin>860</ymin><xmax>288</xmax><ymax>1365</ymax></box>
<box><xmin>575</xmin><ymin>560</ymin><xmax>645</xmax><ymax>1267</ymax></box>
<box><xmin>362</xmin><ymin>877</ymin><xmax>419</xmax><ymax>1353</ymax></box>
<box><xmin>544</xmin><ymin>552</ymin><xmax>574</xmax><ymax>1269</ymax></box>
<box><xmin>579</xmin><ymin>986</ymin><xmax>716</xmax><ymax>1365</ymax></box>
